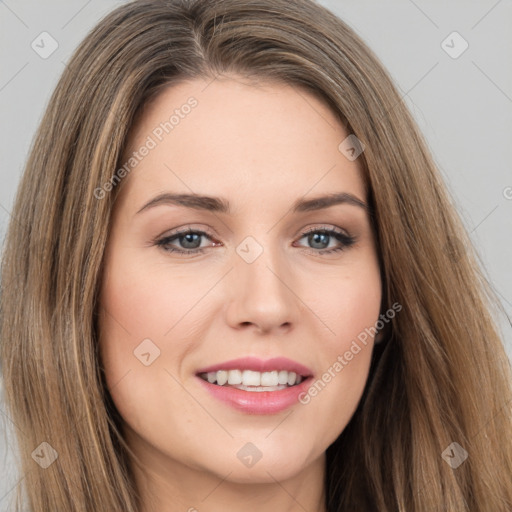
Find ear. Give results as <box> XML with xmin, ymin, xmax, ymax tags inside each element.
<box><xmin>374</xmin><ymin>315</ymin><xmax>391</xmax><ymax>344</ymax></box>
<box><xmin>374</xmin><ymin>328</ymin><xmax>386</xmax><ymax>344</ymax></box>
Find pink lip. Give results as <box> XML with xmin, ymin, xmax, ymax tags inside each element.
<box><xmin>195</xmin><ymin>357</ymin><xmax>314</xmax><ymax>415</ymax></box>
<box><xmin>195</xmin><ymin>356</ymin><xmax>313</xmax><ymax>377</ymax></box>
<box><xmin>196</xmin><ymin>375</ymin><xmax>313</xmax><ymax>415</ymax></box>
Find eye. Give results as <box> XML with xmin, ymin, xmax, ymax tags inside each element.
<box><xmin>154</xmin><ymin>225</ymin><xmax>356</xmax><ymax>256</ymax></box>
<box><xmin>155</xmin><ymin>228</ymin><xmax>218</xmax><ymax>256</ymax></box>
<box><xmin>293</xmin><ymin>226</ymin><xmax>356</xmax><ymax>255</ymax></box>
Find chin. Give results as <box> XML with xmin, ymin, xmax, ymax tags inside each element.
<box><xmin>199</xmin><ymin>445</ymin><xmax>317</xmax><ymax>484</ymax></box>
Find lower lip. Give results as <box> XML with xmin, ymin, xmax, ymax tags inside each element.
<box><xmin>196</xmin><ymin>376</ymin><xmax>312</xmax><ymax>414</ymax></box>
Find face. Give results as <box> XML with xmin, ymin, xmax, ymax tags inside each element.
<box><xmin>98</xmin><ymin>76</ymin><xmax>382</xmax><ymax>489</ymax></box>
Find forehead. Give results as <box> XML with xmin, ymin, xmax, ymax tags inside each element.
<box><xmin>116</xmin><ymin>76</ymin><xmax>366</xmax><ymax>213</ymax></box>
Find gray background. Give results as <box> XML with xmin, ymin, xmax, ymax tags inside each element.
<box><xmin>1</xmin><ymin>0</ymin><xmax>511</xmax><ymax>509</ymax></box>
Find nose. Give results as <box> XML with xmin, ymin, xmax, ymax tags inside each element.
<box><xmin>224</xmin><ymin>239</ymin><xmax>302</xmax><ymax>335</ymax></box>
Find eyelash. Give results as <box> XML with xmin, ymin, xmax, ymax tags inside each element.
<box><xmin>154</xmin><ymin>225</ymin><xmax>356</xmax><ymax>257</ymax></box>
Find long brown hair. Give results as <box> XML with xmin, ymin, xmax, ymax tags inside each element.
<box><xmin>1</xmin><ymin>0</ymin><xmax>511</xmax><ymax>510</ymax></box>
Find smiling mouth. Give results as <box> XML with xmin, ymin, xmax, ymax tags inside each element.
<box><xmin>198</xmin><ymin>369</ymin><xmax>306</xmax><ymax>392</ymax></box>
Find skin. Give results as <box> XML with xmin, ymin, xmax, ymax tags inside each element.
<box><xmin>98</xmin><ymin>75</ymin><xmax>382</xmax><ymax>512</ymax></box>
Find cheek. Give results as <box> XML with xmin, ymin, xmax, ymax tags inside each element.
<box><xmin>97</xmin><ymin>257</ymin><xmax>202</xmax><ymax>445</ymax></box>
<box><xmin>100</xmin><ymin>253</ymin><xmax>189</xmax><ymax>337</ymax></box>
<box><xmin>298</xmin><ymin>261</ymin><xmax>381</xmax><ymax>435</ymax></box>
<box><xmin>97</xmin><ymin>252</ymin><xmax>188</xmax><ymax>407</ymax></box>
<box><xmin>332</xmin><ymin>274</ymin><xmax>381</xmax><ymax>348</ymax></box>
<box><xmin>311</xmin><ymin>254</ymin><xmax>381</xmax><ymax>352</ymax></box>
<box><xmin>98</xmin><ymin>244</ymin><xmax>215</xmax><ymax>379</ymax></box>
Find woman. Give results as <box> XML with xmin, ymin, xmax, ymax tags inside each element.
<box><xmin>1</xmin><ymin>0</ymin><xmax>511</xmax><ymax>510</ymax></box>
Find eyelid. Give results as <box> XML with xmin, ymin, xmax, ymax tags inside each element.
<box><xmin>157</xmin><ymin>224</ymin><xmax>218</xmax><ymax>241</ymax></box>
<box><xmin>298</xmin><ymin>224</ymin><xmax>350</xmax><ymax>237</ymax></box>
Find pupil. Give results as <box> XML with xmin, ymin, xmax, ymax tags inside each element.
<box><xmin>181</xmin><ymin>233</ymin><xmax>201</xmax><ymax>249</ymax></box>
<box><xmin>309</xmin><ymin>233</ymin><xmax>329</xmax><ymax>249</ymax></box>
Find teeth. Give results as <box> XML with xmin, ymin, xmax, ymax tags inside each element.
<box><xmin>287</xmin><ymin>371</ymin><xmax>297</xmax><ymax>386</ymax></box>
<box><xmin>260</xmin><ymin>370</ymin><xmax>278</xmax><ymax>386</ymax></box>
<box><xmin>278</xmin><ymin>370</ymin><xmax>288</xmax><ymax>385</ymax></box>
<box><xmin>235</xmin><ymin>384</ymin><xmax>287</xmax><ymax>392</ymax></box>
<box><xmin>227</xmin><ymin>369</ymin><xmax>242</xmax><ymax>385</ymax></box>
<box><xmin>242</xmin><ymin>370</ymin><xmax>261</xmax><ymax>386</ymax></box>
<box><xmin>216</xmin><ymin>370</ymin><xmax>228</xmax><ymax>386</ymax></box>
<box><xmin>201</xmin><ymin>369</ymin><xmax>305</xmax><ymax>387</ymax></box>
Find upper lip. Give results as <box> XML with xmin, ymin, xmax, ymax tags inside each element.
<box><xmin>196</xmin><ymin>357</ymin><xmax>313</xmax><ymax>377</ymax></box>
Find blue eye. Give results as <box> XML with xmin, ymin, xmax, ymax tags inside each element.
<box><xmin>295</xmin><ymin>228</ymin><xmax>356</xmax><ymax>254</ymax></box>
<box><xmin>155</xmin><ymin>226</ymin><xmax>356</xmax><ymax>256</ymax></box>
<box><xmin>155</xmin><ymin>228</ymin><xmax>210</xmax><ymax>255</ymax></box>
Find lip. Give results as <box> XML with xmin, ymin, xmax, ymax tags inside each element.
<box><xmin>195</xmin><ymin>357</ymin><xmax>314</xmax><ymax>415</ymax></box>
<box><xmin>195</xmin><ymin>356</ymin><xmax>313</xmax><ymax>377</ymax></box>
<box><xmin>196</xmin><ymin>375</ymin><xmax>313</xmax><ymax>414</ymax></box>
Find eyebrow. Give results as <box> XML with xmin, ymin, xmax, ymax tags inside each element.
<box><xmin>135</xmin><ymin>192</ymin><xmax>369</xmax><ymax>215</ymax></box>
